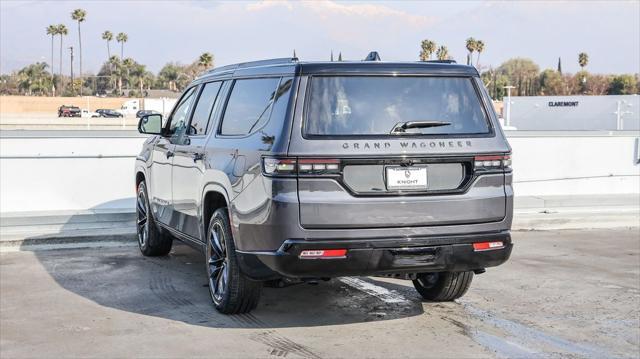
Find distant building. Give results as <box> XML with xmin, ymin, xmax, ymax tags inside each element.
<box><xmin>504</xmin><ymin>95</ymin><xmax>639</xmax><ymax>131</ymax></box>
<box><xmin>144</xmin><ymin>89</ymin><xmax>180</xmax><ymax>99</ymax></box>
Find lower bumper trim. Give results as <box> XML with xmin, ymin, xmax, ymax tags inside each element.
<box><xmin>237</xmin><ymin>231</ymin><xmax>512</xmax><ymax>280</ymax></box>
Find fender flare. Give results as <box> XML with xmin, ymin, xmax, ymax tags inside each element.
<box><xmin>134</xmin><ymin>164</ymin><xmax>148</xmax><ymax>186</ymax></box>
<box><xmin>199</xmin><ymin>182</ymin><xmax>232</xmax><ymax>240</ymax></box>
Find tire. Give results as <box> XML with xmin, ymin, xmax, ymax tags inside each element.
<box><xmin>136</xmin><ymin>181</ymin><xmax>172</xmax><ymax>256</ymax></box>
<box><xmin>206</xmin><ymin>208</ymin><xmax>262</xmax><ymax>314</ymax></box>
<box><xmin>412</xmin><ymin>271</ymin><xmax>473</xmax><ymax>302</ymax></box>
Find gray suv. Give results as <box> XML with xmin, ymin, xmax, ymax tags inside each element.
<box><xmin>135</xmin><ymin>54</ymin><xmax>513</xmax><ymax>314</ymax></box>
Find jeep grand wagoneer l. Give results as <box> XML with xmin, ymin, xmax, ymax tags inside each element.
<box><xmin>134</xmin><ymin>54</ymin><xmax>513</xmax><ymax>314</ymax></box>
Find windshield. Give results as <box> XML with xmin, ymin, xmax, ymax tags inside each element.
<box><xmin>305</xmin><ymin>76</ymin><xmax>491</xmax><ymax>136</ymax></box>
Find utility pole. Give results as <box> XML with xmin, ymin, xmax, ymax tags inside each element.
<box><xmin>69</xmin><ymin>46</ymin><xmax>74</xmax><ymax>93</ymax></box>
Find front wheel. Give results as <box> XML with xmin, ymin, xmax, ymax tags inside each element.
<box><xmin>412</xmin><ymin>271</ymin><xmax>473</xmax><ymax>302</ymax></box>
<box><xmin>136</xmin><ymin>181</ymin><xmax>172</xmax><ymax>256</ymax></box>
<box><xmin>206</xmin><ymin>208</ymin><xmax>262</xmax><ymax>314</ymax></box>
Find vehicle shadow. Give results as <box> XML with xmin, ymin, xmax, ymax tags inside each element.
<box><xmin>21</xmin><ymin>204</ymin><xmax>425</xmax><ymax>329</ymax></box>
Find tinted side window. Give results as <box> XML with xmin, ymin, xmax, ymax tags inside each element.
<box><xmin>168</xmin><ymin>86</ymin><xmax>197</xmax><ymax>136</ymax></box>
<box><xmin>188</xmin><ymin>82</ymin><xmax>222</xmax><ymax>135</ymax></box>
<box><xmin>220</xmin><ymin>78</ymin><xmax>280</xmax><ymax>136</ymax></box>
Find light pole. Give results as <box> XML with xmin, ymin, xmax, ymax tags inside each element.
<box><xmin>503</xmin><ymin>85</ymin><xmax>515</xmax><ymax>127</ymax></box>
<box><xmin>613</xmin><ymin>100</ymin><xmax>634</xmax><ymax>130</ymax></box>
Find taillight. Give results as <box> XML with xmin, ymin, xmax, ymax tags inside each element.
<box><xmin>298</xmin><ymin>158</ymin><xmax>340</xmax><ymax>174</ymax></box>
<box><xmin>262</xmin><ymin>157</ymin><xmax>341</xmax><ymax>177</ymax></box>
<box><xmin>474</xmin><ymin>154</ymin><xmax>511</xmax><ymax>171</ymax></box>
<box><xmin>262</xmin><ymin>157</ymin><xmax>296</xmax><ymax>176</ymax></box>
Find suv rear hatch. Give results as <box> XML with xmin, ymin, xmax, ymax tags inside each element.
<box><xmin>281</xmin><ymin>73</ymin><xmax>510</xmax><ymax>229</ymax></box>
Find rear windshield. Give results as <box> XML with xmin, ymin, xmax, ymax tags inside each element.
<box><xmin>305</xmin><ymin>76</ymin><xmax>490</xmax><ymax>136</ymax></box>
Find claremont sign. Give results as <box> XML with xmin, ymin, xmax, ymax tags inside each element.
<box><xmin>548</xmin><ymin>101</ymin><xmax>579</xmax><ymax>107</ymax></box>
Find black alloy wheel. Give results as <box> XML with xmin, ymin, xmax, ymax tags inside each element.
<box><xmin>206</xmin><ymin>221</ymin><xmax>228</xmax><ymax>305</ymax></box>
<box><xmin>136</xmin><ymin>186</ymin><xmax>149</xmax><ymax>248</ymax></box>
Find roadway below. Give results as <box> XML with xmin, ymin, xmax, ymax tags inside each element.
<box><xmin>1</xmin><ymin>228</ymin><xmax>638</xmax><ymax>358</ymax></box>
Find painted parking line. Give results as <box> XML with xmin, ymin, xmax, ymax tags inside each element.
<box><xmin>339</xmin><ymin>277</ymin><xmax>410</xmax><ymax>304</ymax></box>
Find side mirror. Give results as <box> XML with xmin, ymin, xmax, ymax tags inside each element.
<box><xmin>138</xmin><ymin>114</ymin><xmax>163</xmax><ymax>135</ymax></box>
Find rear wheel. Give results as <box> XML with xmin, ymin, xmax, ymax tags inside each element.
<box><xmin>206</xmin><ymin>208</ymin><xmax>262</xmax><ymax>314</ymax></box>
<box><xmin>136</xmin><ymin>181</ymin><xmax>172</xmax><ymax>256</ymax></box>
<box><xmin>412</xmin><ymin>271</ymin><xmax>473</xmax><ymax>301</ymax></box>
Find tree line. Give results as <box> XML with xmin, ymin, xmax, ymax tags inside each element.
<box><xmin>0</xmin><ymin>53</ymin><xmax>215</xmax><ymax>98</ymax></box>
<box><xmin>1</xmin><ymin>23</ymin><xmax>638</xmax><ymax>98</ymax></box>
<box><xmin>0</xmin><ymin>7</ymin><xmax>215</xmax><ymax>97</ymax></box>
<box><xmin>418</xmin><ymin>38</ymin><xmax>638</xmax><ymax>98</ymax></box>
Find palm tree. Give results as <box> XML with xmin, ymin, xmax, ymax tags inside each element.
<box><xmin>465</xmin><ymin>37</ymin><xmax>477</xmax><ymax>65</ymax></box>
<box><xmin>158</xmin><ymin>63</ymin><xmax>182</xmax><ymax>91</ymax></box>
<box><xmin>101</xmin><ymin>31</ymin><xmax>113</xmax><ymax>59</ymax></box>
<box><xmin>419</xmin><ymin>40</ymin><xmax>436</xmax><ymax>61</ymax></box>
<box><xmin>71</xmin><ymin>9</ymin><xmax>86</xmax><ymax>94</ymax></box>
<box><xmin>17</xmin><ymin>62</ymin><xmax>52</xmax><ymax>95</ymax></box>
<box><xmin>139</xmin><ymin>71</ymin><xmax>154</xmax><ymax>95</ymax></box>
<box><xmin>198</xmin><ymin>52</ymin><xmax>214</xmax><ymax>69</ymax></box>
<box><xmin>122</xmin><ymin>57</ymin><xmax>134</xmax><ymax>88</ymax></box>
<box><xmin>436</xmin><ymin>45</ymin><xmax>449</xmax><ymax>61</ymax></box>
<box><xmin>109</xmin><ymin>56</ymin><xmax>123</xmax><ymax>94</ymax></box>
<box><xmin>578</xmin><ymin>52</ymin><xmax>589</xmax><ymax>70</ymax></box>
<box><xmin>101</xmin><ymin>31</ymin><xmax>114</xmax><ymax>90</ymax></box>
<box><xmin>475</xmin><ymin>40</ymin><xmax>485</xmax><ymax>67</ymax></box>
<box><xmin>116</xmin><ymin>32</ymin><xmax>128</xmax><ymax>59</ymax></box>
<box><xmin>46</xmin><ymin>25</ymin><xmax>57</xmax><ymax>83</ymax></box>
<box><xmin>56</xmin><ymin>24</ymin><xmax>68</xmax><ymax>83</ymax></box>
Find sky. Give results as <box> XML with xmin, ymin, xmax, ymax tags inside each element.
<box><xmin>1</xmin><ymin>0</ymin><xmax>639</xmax><ymax>75</ymax></box>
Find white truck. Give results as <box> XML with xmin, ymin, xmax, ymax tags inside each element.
<box><xmin>141</xmin><ymin>98</ymin><xmax>178</xmax><ymax>116</ymax></box>
<box><xmin>121</xmin><ymin>98</ymin><xmax>178</xmax><ymax>117</ymax></box>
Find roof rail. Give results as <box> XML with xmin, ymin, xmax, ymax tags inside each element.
<box><xmin>424</xmin><ymin>59</ymin><xmax>457</xmax><ymax>64</ymax></box>
<box><xmin>203</xmin><ymin>57</ymin><xmax>298</xmax><ymax>76</ymax></box>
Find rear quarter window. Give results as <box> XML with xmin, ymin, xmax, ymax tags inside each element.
<box><xmin>219</xmin><ymin>78</ymin><xmax>280</xmax><ymax>136</ymax></box>
<box><xmin>305</xmin><ymin>76</ymin><xmax>491</xmax><ymax>136</ymax></box>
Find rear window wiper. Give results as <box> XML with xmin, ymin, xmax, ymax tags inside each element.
<box><xmin>390</xmin><ymin>121</ymin><xmax>451</xmax><ymax>134</ymax></box>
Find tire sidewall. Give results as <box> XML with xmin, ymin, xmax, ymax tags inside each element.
<box><xmin>136</xmin><ymin>181</ymin><xmax>171</xmax><ymax>256</ymax></box>
<box><xmin>137</xmin><ymin>182</ymin><xmax>151</xmax><ymax>253</ymax></box>
<box><xmin>207</xmin><ymin>209</ymin><xmax>237</xmax><ymax>309</ymax></box>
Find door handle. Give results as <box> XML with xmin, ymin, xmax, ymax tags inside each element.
<box><xmin>192</xmin><ymin>153</ymin><xmax>204</xmax><ymax>162</ymax></box>
<box><xmin>166</xmin><ymin>150</ymin><xmax>174</xmax><ymax>159</ymax></box>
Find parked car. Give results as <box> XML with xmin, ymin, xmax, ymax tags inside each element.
<box><xmin>80</xmin><ymin>109</ymin><xmax>100</xmax><ymax>118</ymax></box>
<box><xmin>95</xmin><ymin>109</ymin><xmax>123</xmax><ymax>118</ymax></box>
<box><xmin>136</xmin><ymin>110</ymin><xmax>160</xmax><ymax>118</ymax></box>
<box><xmin>57</xmin><ymin>105</ymin><xmax>81</xmax><ymax>117</ymax></box>
<box><xmin>134</xmin><ymin>54</ymin><xmax>513</xmax><ymax>314</ymax></box>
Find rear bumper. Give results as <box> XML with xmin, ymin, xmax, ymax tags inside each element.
<box><xmin>237</xmin><ymin>231</ymin><xmax>512</xmax><ymax>280</ymax></box>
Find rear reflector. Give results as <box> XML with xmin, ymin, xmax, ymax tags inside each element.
<box><xmin>473</xmin><ymin>241</ymin><xmax>504</xmax><ymax>251</ymax></box>
<box><xmin>299</xmin><ymin>249</ymin><xmax>347</xmax><ymax>259</ymax></box>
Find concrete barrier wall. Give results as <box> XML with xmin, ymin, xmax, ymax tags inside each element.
<box><xmin>0</xmin><ymin>133</ymin><xmax>146</xmax><ymax>213</ymax></box>
<box><xmin>1</xmin><ymin>131</ymin><xmax>638</xmax><ymax>214</ymax></box>
<box><xmin>508</xmin><ymin>132</ymin><xmax>640</xmax><ymax>196</ymax></box>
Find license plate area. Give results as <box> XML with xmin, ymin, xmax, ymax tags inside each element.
<box><xmin>385</xmin><ymin>166</ymin><xmax>428</xmax><ymax>191</ymax></box>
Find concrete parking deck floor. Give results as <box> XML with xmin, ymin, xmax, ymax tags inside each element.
<box><xmin>1</xmin><ymin>228</ymin><xmax>639</xmax><ymax>358</ymax></box>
